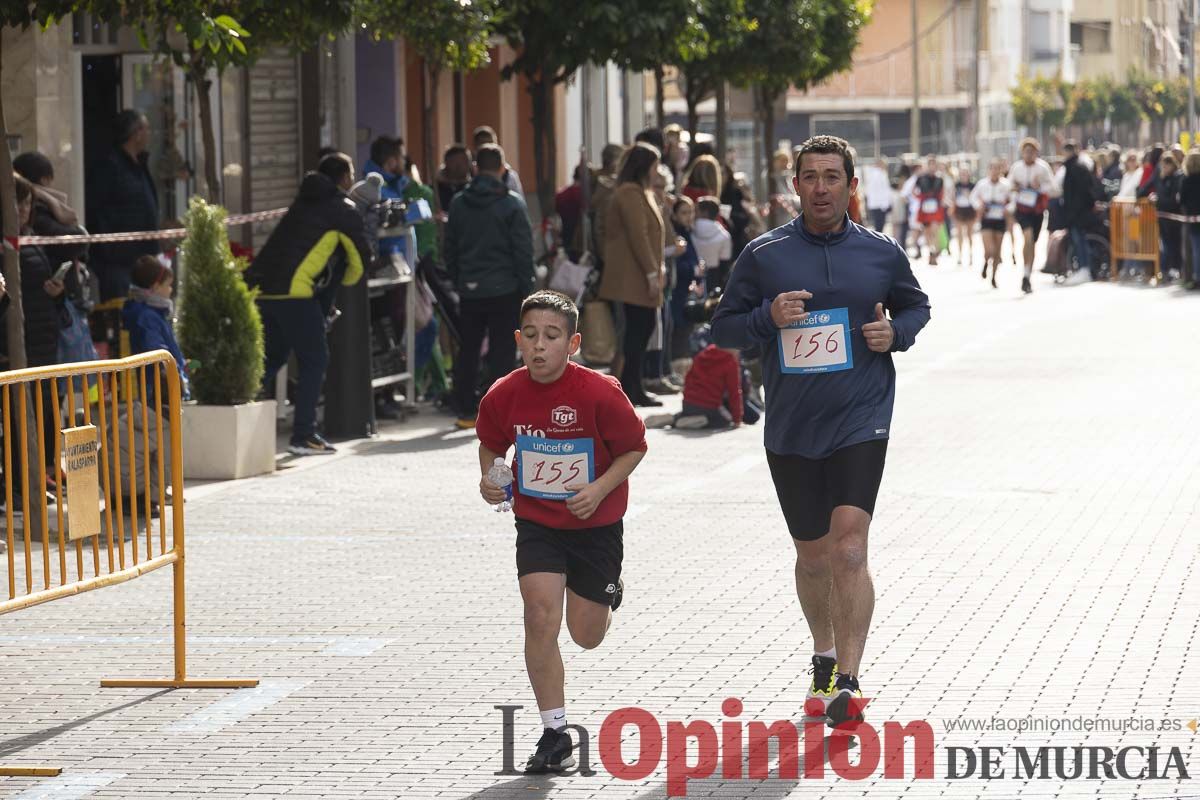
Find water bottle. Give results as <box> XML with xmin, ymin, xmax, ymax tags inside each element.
<box><xmin>487</xmin><ymin>457</ymin><xmax>513</xmax><ymax>513</ymax></box>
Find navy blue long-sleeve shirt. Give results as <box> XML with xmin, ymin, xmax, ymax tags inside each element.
<box><xmin>711</xmin><ymin>215</ymin><xmax>931</xmax><ymax>458</ymax></box>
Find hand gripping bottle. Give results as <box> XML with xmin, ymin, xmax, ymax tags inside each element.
<box><xmin>487</xmin><ymin>457</ymin><xmax>513</xmax><ymax>513</ymax></box>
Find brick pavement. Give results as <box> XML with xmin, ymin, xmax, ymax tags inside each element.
<box><xmin>0</xmin><ymin>258</ymin><xmax>1198</xmax><ymax>799</ymax></box>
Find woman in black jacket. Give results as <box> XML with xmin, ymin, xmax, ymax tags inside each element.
<box><xmin>1139</xmin><ymin>154</ymin><xmax>1184</xmax><ymax>281</ymax></box>
<box><xmin>9</xmin><ymin>175</ymin><xmax>67</xmax><ymax>368</ymax></box>
<box><xmin>1180</xmin><ymin>151</ymin><xmax>1200</xmax><ymax>289</ymax></box>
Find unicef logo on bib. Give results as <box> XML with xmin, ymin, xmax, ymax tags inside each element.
<box><xmin>561</xmin><ymin>442</ymin><xmax>574</xmax><ymax>454</ymax></box>
<box><xmin>818</xmin><ymin>313</ymin><xmax>831</xmax><ymax>324</ymax></box>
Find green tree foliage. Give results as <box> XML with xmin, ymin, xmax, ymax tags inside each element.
<box><xmin>1066</xmin><ymin>77</ymin><xmax>1111</xmax><ymax>128</ymax></box>
<box><xmin>177</xmin><ymin>198</ymin><xmax>264</xmax><ymax>405</ymax></box>
<box><xmin>120</xmin><ymin>1</ymin><xmax>356</xmax><ymax>201</ymax></box>
<box><xmin>492</xmin><ymin>0</ymin><xmax>654</xmax><ymax>216</ymax></box>
<box><xmin>1010</xmin><ymin>71</ymin><xmax>1068</xmax><ymax>129</ymax></box>
<box><xmin>728</xmin><ymin>0</ymin><xmax>870</xmax><ymax>187</ymax></box>
<box><xmin>675</xmin><ymin>0</ymin><xmax>757</xmax><ymax>139</ymax></box>
<box><xmin>360</xmin><ymin>0</ymin><xmax>493</xmax><ymax>194</ymax></box>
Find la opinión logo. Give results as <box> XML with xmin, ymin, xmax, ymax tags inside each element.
<box><xmin>494</xmin><ymin>700</ymin><xmax>1192</xmax><ymax>797</ymax></box>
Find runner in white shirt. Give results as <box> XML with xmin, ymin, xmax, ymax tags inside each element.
<box><xmin>970</xmin><ymin>158</ymin><xmax>1014</xmax><ymax>289</ymax></box>
<box><xmin>1006</xmin><ymin>138</ymin><xmax>1059</xmax><ymax>294</ymax></box>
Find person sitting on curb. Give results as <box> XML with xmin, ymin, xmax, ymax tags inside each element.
<box><xmin>645</xmin><ymin>340</ymin><xmax>746</xmax><ymax>431</ymax></box>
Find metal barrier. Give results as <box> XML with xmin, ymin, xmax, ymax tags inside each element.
<box><xmin>1109</xmin><ymin>198</ymin><xmax>1160</xmax><ymax>282</ymax></box>
<box><xmin>0</xmin><ymin>351</ymin><xmax>257</xmax><ymax>777</ymax></box>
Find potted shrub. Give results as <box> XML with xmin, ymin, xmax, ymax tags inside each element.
<box><xmin>177</xmin><ymin>197</ymin><xmax>274</xmax><ymax>479</ymax></box>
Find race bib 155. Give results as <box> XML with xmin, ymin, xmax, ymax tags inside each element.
<box><xmin>515</xmin><ymin>436</ymin><xmax>595</xmax><ymax>500</ymax></box>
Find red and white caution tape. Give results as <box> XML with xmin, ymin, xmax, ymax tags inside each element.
<box><xmin>15</xmin><ymin>207</ymin><xmax>287</xmax><ymax>247</ymax></box>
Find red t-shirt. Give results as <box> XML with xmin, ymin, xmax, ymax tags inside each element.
<box><xmin>683</xmin><ymin>345</ymin><xmax>743</xmax><ymax>425</ymax></box>
<box><xmin>476</xmin><ymin>362</ymin><xmax>647</xmax><ymax>530</ymax></box>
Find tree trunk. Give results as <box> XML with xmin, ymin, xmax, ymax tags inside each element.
<box><xmin>654</xmin><ymin>65</ymin><xmax>665</xmax><ymax>128</ymax></box>
<box><xmin>529</xmin><ymin>70</ymin><xmax>556</xmax><ymax>224</ymax></box>
<box><xmin>686</xmin><ymin>97</ymin><xmax>699</xmax><ymax>146</ymax></box>
<box><xmin>715</xmin><ymin>81</ymin><xmax>727</xmax><ymax>164</ymax></box>
<box><xmin>191</xmin><ymin>62</ymin><xmax>221</xmax><ymax>202</ymax></box>
<box><xmin>423</xmin><ymin>60</ymin><xmax>440</xmax><ymax>208</ymax></box>
<box><xmin>0</xmin><ymin>43</ymin><xmax>27</xmax><ymax>370</ymax></box>
<box><xmin>758</xmin><ymin>87</ymin><xmax>777</xmax><ymax>205</ymax></box>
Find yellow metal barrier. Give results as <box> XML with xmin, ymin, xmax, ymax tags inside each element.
<box><xmin>1109</xmin><ymin>198</ymin><xmax>1160</xmax><ymax>281</ymax></box>
<box><xmin>0</xmin><ymin>351</ymin><xmax>257</xmax><ymax>778</ymax></box>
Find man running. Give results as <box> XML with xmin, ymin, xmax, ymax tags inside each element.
<box><xmin>711</xmin><ymin>135</ymin><xmax>931</xmax><ymax>727</ymax></box>
<box><xmin>1007</xmin><ymin>138</ymin><xmax>1058</xmax><ymax>294</ymax></box>
<box><xmin>971</xmin><ymin>158</ymin><xmax>1014</xmax><ymax>288</ymax></box>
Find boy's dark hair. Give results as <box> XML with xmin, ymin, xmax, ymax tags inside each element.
<box><xmin>13</xmin><ymin>173</ymin><xmax>32</xmax><ymax>205</ymax></box>
<box><xmin>13</xmin><ymin>151</ymin><xmax>53</xmax><ymax>185</ymax></box>
<box><xmin>369</xmin><ymin>135</ymin><xmax>403</xmax><ymax>166</ymax></box>
<box><xmin>635</xmin><ymin>127</ymin><xmax>665</xmax><ymax>152</ymax></box>
<box><xmin>696</xmin><ymin>196</ymin><xmax>721</xmax><ymax>219</ymax></box>
<box><xmin>521</xmin><ymin>290</ymin><xmax>579</xmax><ymax>336</ymax></box>
<box><xmin>132</xmin><ymin>254</ymin><xmax>172</xmax><ymax>289</ymax></box>
<box><xmin>794</xmin><ymin>135</ymin><xmax>855</xmax><ymax>182</ymax></box>
<box><xmin>473</xmin><ymin>125</ymin><xmax>498</xmax><ymax>146</ymax></box>
<box><xmin>317</xmin><ymin>152</ymin><xmax>354</xmax><ymax>185</ymax></box>
<box><xmin>475</xmin><ymin>143</ymin><xmax>506</xmax><ymax>173</ymax></box>
<box><xmin>616</xmin><ymin>142</ymin><xmax>661</xmax><ymax>187</ymax></box>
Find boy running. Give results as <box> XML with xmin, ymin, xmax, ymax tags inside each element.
<box><xmin>476</xmin><ymin>290</ymin><xmax>648</xmax><ymax>773</ymax></box>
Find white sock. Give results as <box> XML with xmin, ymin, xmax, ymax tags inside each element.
<box><xmin>1024</xmin><ymin>263</ymin><xmax>1033</xmax><ymax>279</ymax></box>
<box><xmin>815</xmin><ymin>647</ymin><xmax>836</xmax><ymax>660</ymax></box>
<box><xmin>540</xmin><ymin>708</ymin><xmax>566</xmax><ymax>731</ymax></box>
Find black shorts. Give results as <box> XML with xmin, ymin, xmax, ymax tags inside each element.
<box><xmin>515</xmin><ymin>518</ymin><xmax>623</xmax><ymax>607</ymax></box>
<box><xmin>980</xmin><ymin>219</ymin><xmax>1007</xmax><ymax>233</ymax></box>
<box><xmin>1015</xmin><ymin>211</ymin><xmax>1043</xmax><ymax>241</ymax></box>
<box><xmin>765</xmin><ymin>439</ymin><xmax>888</xmax><ymax>541</ymax></box>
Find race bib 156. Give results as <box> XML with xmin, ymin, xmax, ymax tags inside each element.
<box><xmin>515</xmin><ymin>436</ymin><xmax>595</xmax><ymax>500</ymax></box>
<box><xmin>778</xmin><ymin>307</ymin><xmax>853</xmax><ymax>374</ymax></box>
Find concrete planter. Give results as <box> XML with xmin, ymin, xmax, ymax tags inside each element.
<box><xmin>181</xmin><ymin>400</ymin><xmax>277</xmax><ymax>480</ymax></box>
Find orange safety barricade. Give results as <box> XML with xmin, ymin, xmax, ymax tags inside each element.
<box><xmin>0</xmin><ymin>350</ymin><xmax>257</xmax><ymax>778</ymax></box>
<box><xmin>1109</xmin><ymin>198</ymin><xmax>1160</xmax><ymax>281</ymax></box>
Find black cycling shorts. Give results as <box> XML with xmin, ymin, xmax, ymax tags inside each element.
<box><xmin>1015</xmin><ymin>211</ymin><xmax>1044</xmax><ymax>241</ymax></box>
<box><xmin>766</xmin><ymin>439</ymin><xmax>888</xmax><ymax>541</ymax></box>
<box><xmin>980</xmin><ymin>219</ymin><xmax>1007</xmax><ymax>233</ymax></box>
<box><xmin>515</xmin><ymin>518</ymin><xmax>623</xmax><ymax>607</ymax></box>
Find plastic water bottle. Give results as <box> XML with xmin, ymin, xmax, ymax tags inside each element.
<box><xmin>487</xmin><ymin>457</ymin><xmax>513</xmax><ymax>513</ymax></box>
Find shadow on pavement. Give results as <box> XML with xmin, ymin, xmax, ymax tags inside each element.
<box><xmin>355</xmin><ymin>428</ymin><xmax>477</xmax><ymax>456</ymax></box>
<box><xmin>0</xmin><ymin>689</ymin><xmax>172</xmax><ymax>757</ymax></box>
<box><xmin>457</xmin><ymin>773</ymin><xmax>560</xmax><ymax>798</ymax></box>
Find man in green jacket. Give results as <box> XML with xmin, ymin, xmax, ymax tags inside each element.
<box><xmin>446</xmin><ymin>143</ymin><xmax>535</xmax><ymax>428</ymax></box>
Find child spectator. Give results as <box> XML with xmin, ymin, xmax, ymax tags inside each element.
<box><xmin>123</xmin><ymin>255</ymin><xmax>190</xmax><ymax>400</ymax></box>
<box><xmin>692</xmin><ymin>197</ymin><xmax>733</xmax><ymax>290</ymax></box>
<box><xmin>645</xmin><ymin>342</ymin><xmax>744</xmax><ymax>431</ymax></box>
<box><xmin>669</xmin><ymin>196</ymin><xmax>701</xmax><ymax>350</ymax></box>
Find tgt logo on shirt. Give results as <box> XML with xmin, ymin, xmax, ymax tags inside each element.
<box><xmin>552</xmin><ymin>405</ymin><xmax>578</xmax><ymax>427</ymax></box>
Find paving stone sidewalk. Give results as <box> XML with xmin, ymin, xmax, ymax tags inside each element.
<box><xmin>1</xmin><ymin>260</ymin><xmax>1197</xmax><ymax>799</ymax></box>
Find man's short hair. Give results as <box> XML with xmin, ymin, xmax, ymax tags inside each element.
<box><xmin>317</xmin><ymin>152</ymin><xmax>354</xmax><ymax>185</ymax></box>
<box><xmin>475</xmin><ymin>143</ymin><xmax>505</xmax><ymax>174</ymax></box>
<box><xmin>13</xmin><ymin>151</ymin><xmax>54</xmax><ymax>185</ymax></box>
<box><xmin>635</xmin><ymin>127</ymin><xmax>666</xmax><ymax>152</ymax></box>
<box><xmin>794</xmin><ymin>135</ymin><xmax>855</xmax><ymax>182</ymax></box>
<box><xmin>473</xmin><ymin>125</ymin><xmax>498</xmax><ymax>146</ymax></box>
<box><xmin>521</xmin><ymin>290</ymin><xmax>579</xmax><ymax>336</ymax></box>
<box><xmin>696</xmin><ymin>197</ymin><xmax>721</xmax><ymax>219</ymax></box>
<box><xmin>369</xmin><ymin>135</ymin><xmax>403</xmax><ymax>166</ymax></box>
<box><xmin>443</xmin><ymin>144</ymin><xmax>470</xmax><ymax>163</ymax></box>
<box><xmin>114</xmin><ymin>109</ymin><xmax>146</xmax><ymax>145</ymax></box>
<box><xmin>1063</xmin><ymin>139</ymin><xmax>1079</xmax><ymax>155</ymax></box>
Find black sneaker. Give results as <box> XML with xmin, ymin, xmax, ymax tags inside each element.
<box><xmin>825</xmin><ymin>673</ymin><xmax>865</xmax><ymax>728</ymax></box>
<box><xmin>610</xmin><ymin>577</ymin><xmax>624</xmax><ymax>611</ymax></box>
<box><xmin>524</xmin><ymin>727</ymin><xmax>574</xmax><ymax>773</ymax></box>
<box><xmin>805</xmin><ymin>654</ymin><xmax>838</xmax><ymax>716</ymax></box>
<box><xmin>288</xmin><ymin>434</ymin><xmax>337</xmax><ymax>456</ymax></box>
<box><xmin>981</xmin><ymin>264</ymin><xmax>988</xmax><ymax>279</ymax></box>
<box><xmin>1021</xmin><ymin>276</ymin><xmax>1032</xmax><ymax>294</ymax></box>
